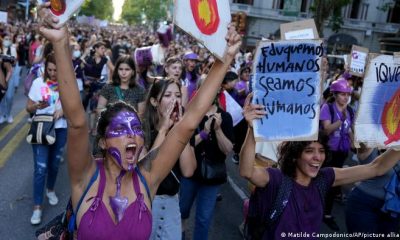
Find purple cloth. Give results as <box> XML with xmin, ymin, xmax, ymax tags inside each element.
<box><xmin>72</xmin><ymin>58</ymin><xmax>84</xmax><ymax>80</ymax></box>
<box><xmin>260</xmin><ymin>168</ymin><xmax>335</xmax><ymax>239</ymax></box>
<box><xmin>234</xmin><ymin>80</ymin><xmax>248</xmax><ymax>106</ymax></box>
<box><xmin>320</xmin><ymin>103</ymin><xmax>353</xmax><ymax>151</ymax></box>
<box><xmin>186</xmin><ymin>72</ymin><xmax>198</xmax><ymax>100</ymax></box>
<box><xmin>77</xmin><ymin>162</ymin><xmax>152</xmax><ymax>240</ymax></box>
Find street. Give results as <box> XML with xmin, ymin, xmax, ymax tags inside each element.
<box><xmin>0</xmin><ymin>80</ymin><xmax>348</xmax><ymax>240</ymax></box>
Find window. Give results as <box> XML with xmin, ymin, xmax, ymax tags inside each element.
<box><xmin>300</xmin><ymin>0</ymin><xmax>309</xmax><ymax>13</ymax></box>
<box><xmin>387</xmin><ymin>2</ymin><xmax>400</xmax><ymax>23</ymax></box>
<box><xmin>233</xmin><ymin>0</ymin><xmax>253</xmax><ymax>5</ymax></box>
<box><xmin>349</xmin><ymin>0</ymin><xmax>361</xmax><ymax>19</ymax></box>
<box><xmin>273</xmin><ymin>0</ymin><xmax>284</xmax><ymax>10</ymax></box>
<box><xmin>360</xmin><ymin>3</ymin><xmax>369</xmax><ymax>20</ymax></box>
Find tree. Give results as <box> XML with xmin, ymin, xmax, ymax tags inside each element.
<box><xmin>80</xmin><ymin>0</ymin><xmax>114</xmax><ymax>20</ymax></box>
<box><xmin>121</xmin><ymin>0</ymin><xmax>169</xmax><ymax>25</ymax></box>
<box><xmin>310</xmin><ymin>0</ymin><xmax>351</xmax><ymax>37</ymax></box>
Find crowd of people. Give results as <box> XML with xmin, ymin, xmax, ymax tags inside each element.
<box><xmin>0</xmin><ymin>3</ymin><xmax>400</xmax><ymax>239</ymax></box>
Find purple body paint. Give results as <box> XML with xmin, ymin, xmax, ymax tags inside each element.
<box><xmin>109</xmin><ymin>171</ymin><xmax>129</xmax><ymax>223</ymax></box>
<box><xmin>108</xmin><ymin>147</ymin><xmax>123</xmax><ymax>167</ymax></box>
<box><xmin>106</xmin><ymin>111</ymin><xmax>144</xmax><ymax>139</ymax></box>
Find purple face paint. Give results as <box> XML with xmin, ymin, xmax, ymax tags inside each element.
<box><xmin>108</xmin><ymin>147</ymin><xmax>123</xmax><ymax>168</ymax></box>
<box><xmin>106</xmin><ymin>111</ymin><xmax>144</xmax><ymax>139</ymax></box>
<box><xmin>109</xmin><ymin>171</ymin><xmax>128</xmax><ymax>223</ymax></box>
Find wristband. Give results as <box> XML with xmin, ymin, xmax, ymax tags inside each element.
<box><xmin>199</xmin><ymin>130</ymin><xmax>209</xmax><ymax>141</ymax></box>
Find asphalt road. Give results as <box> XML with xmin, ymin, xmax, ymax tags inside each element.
<box><xmin>0</xmin><ymin>78</ymin><xmax>351</xmax><ymax>240</ymax></box>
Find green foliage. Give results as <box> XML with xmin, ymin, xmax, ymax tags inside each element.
<box><xmin>310</xmin><ymin>0</ymin><xmax>351</xmax><ymax>37</ymax></box>
<box><xmin>121</xmin><ymin>0</ymin><xmax>169</xmax><ymax>25</ymax></box>
<box><xmin>80</xmin><ymin>0</ymin><xmax>114</xmax><ymax>20</ymax></box>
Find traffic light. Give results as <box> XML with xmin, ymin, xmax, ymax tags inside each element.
<box><xmin>237</xmin><ymin>12</ymin><xmax>247</xmax><ymax>35</ymax></box>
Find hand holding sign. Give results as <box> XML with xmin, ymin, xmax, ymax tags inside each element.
<box><xmin>174</xmin><ymin>0</ymin><xmax>231</xmax><ymax>61</ymax></box>
<box><xmin>37</xmin><ymin>2</ymin><xmax>69</xmax><ymax>43</ymax></box>
<box><xmin>243</xmin><ymin>93</ymin><xmax>267</xmax><ymax>128</ymax></box>
<box><xmin>37</xmin><ymin>0</ymin><xmax>84</xmax><ymax>28</ymax></box>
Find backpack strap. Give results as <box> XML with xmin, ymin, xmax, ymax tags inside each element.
<box><xmin>346</xmin><ymin>105</ymin><xmax>354</xmax><ymax>122</ymax></box>
<box><xmin>135</xmin><ymin>167</ymin><xmax>152</xmax><ymax>202</ymax></box>
<box><xmin>313</xmin><ymin>173</ymin><xmax>330</xmax><ymax>208</ymax></box>
<box><xmin>328</xmin><ymin>103</ymin><xmax>335</xmax><ymax>123</ymax></box>
<box><xmin>267</xmin><ymin>175</ymin><xmax>293</xmax><ymax>226</ymax></box>
<box><xmin>68</xmin><ymin>165</ymin><xmax>99</xmax><ymax>232</ymax></box>
<box><xmin>114</xmin><ymin>86</ymin><xmax>125</xmax><ymax>100</ymax></box>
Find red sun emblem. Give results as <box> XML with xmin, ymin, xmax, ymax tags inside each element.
<box><xmin>190</xmin><ymin>0</ymin><xmax>220</xmax><ymax>35</ymax></box>
<box><xmin>381</xmin><ymin>88</ymin><xmax>400</xmax><ymax>145</ymax></box>
<box><xmin>50</xmin><ymin>0</ymin><xmax>66</xmax><ymax>16</ymax></box>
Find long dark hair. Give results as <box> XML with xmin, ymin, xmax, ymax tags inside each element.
<box><xmin>278</xmin><ymin>131</ymin><xmax>331</xmax><ymax>178</ymax></box>
<box><xmin>142</xmin><ymin>78</ymin><xmax>181</xmax><ymax>148</ymax></box>
<box><xmin>111</xmin><ymin>55</ymin><xmax>137</xmax><ymax>88</ymax></box>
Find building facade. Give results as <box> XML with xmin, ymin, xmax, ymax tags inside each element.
<box><xmin>230</xmin><ymin>0</ymin><xmax>400</xmax><ymax>54</ymax></box>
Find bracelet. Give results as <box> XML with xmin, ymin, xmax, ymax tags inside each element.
<box><xmin>199</xmin><ymin>130</ymin><xmax>209</xmax><ymax>141</ymax></box>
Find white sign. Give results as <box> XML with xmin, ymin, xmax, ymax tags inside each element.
<box><xmin>349</xmin><ymin>45</ymin><xmax>369</xmax><ymax>77</ymax></box>
<box><xmin>280</xmin><ymin>19</ymin><xmax>319</xmax><ymax>40</ymax></box>
<box><xmin>284</xmin><ymin>28</ymin><xmax>314</xmax><ymax>40</ymax></box>
<box><xmin>354</xmin><ymin>54</ymin><xmax>400</xmax><ymax>148</ymax></box>
<box><xmin>223</xmin><ymin>90</ymin><xmax>243</xmax><ymax>126</ymax></box>
<box><xmin>37</xmin><ymin>0</ymin><xmax>84</xmax><ymax>28</ymax></box>
<box><xmin>174</xmin><ymin>0</ymin><xmax>231</xmax><ymax>61</ymax></box>
<box><xmin>0</xmin><ymin>11</ymin><xmax>7</xmax><ymax>23</ymax></box>
<box><xmin>251</xmin><ymin>39</ymin><xmax>323</xmax><ymax>141</ymax></box>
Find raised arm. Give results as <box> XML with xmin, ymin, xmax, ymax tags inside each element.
<box><xmin>334</xmin><ymin>148</ymin><xmax>400</xmax><ymax>186</ymax></box>
<box><xmin>145</xmin><ymin>26</ymin><xmax>242</xmax><ymax>189</ymax></box>
<box><xmin>239</xmin><ymin>93</ymin><xmax>269</xmax><ymax>187</ymax></box>
<box><xmin>38</xmin><ymin>4</ymin><xmax>93</xmax><ymax>187</ymax></box>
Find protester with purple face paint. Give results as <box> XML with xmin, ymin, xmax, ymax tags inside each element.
<box><xmin>37</xmin><ymin>2</ymin><xmax>241</xmax><ymax>239</ymax></box>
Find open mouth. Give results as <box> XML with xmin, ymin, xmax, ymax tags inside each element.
<box><xmin>310</xmin><ymin>163</ymin><xmax>320</xmax><ymax>171</ymax></box>
<box><xmin>126</xmin><ymin>143</ymin><xmax>137</xmax><ymax>161</ymax></box>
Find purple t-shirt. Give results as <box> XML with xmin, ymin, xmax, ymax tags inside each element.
<box><xmin>320</xmin><ymin>103</ymin><xmax>352</xmax><ymax>151</ymax></box>
<box><xmin>260</xmin><ymin>168</ymin><xmax>335</xmax><ymax>239</ymax></box>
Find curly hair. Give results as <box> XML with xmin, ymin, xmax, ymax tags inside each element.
<box><xmin>278</xmin><ymin>131</ymin><xmax>331</xmax><ymax>178</ymax></box>
<box><xmin>95</xmin><ymin>101</ymin><xmax>139</xmax><ymax>156</ymax></box>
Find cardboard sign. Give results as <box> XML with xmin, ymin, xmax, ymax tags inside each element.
<box><xmin>348</xmin><ymin>45</ymin><xmax>369</xmax><ymax>77</ymax></box>
<box><xmin>0</xmin><ymin>11</ymin><xmax>7</xmax><ymax>23</ymax></box>
<box><xmin>251</xmin><ymin>39</ymin><xmax>323</xmax><ymax>141</ymax></box>
<box><xmin>37</xmin><ymin>0</ymin><xmax>84</xmax><ymax>28</ymax></box>
<box><xmin>280</xmin><ymin>19</ymin><xmax>319</xmax><ymax>40</ymax></box>
<box><xmin>174</xmin><ymin>0</ymin><xmax>231</xmax><ymax>61</ymax></box>
<box><xmin>354</xmin><ymin>53</ymin><xmax>400</xmax><ymax>148</ymax></box>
